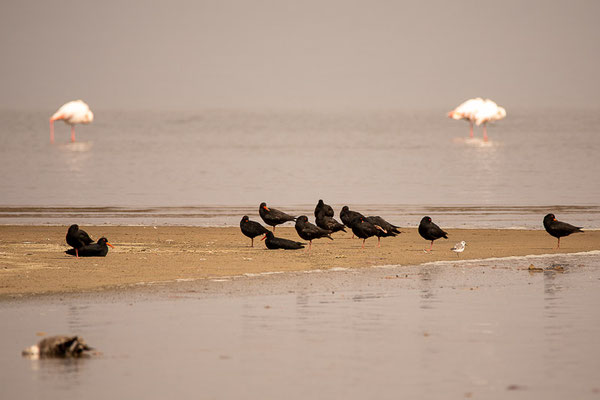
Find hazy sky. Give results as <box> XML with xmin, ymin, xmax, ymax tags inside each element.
<box><xmin>1</xmin><ymin>0</ymin><xmax>599</xmax><ymax>110</ymax></box>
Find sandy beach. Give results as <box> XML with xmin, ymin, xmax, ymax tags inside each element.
<box><xmin>0</xmin><ymin>225</ymin><xmax>597</xmax><ymax>298</ymax></box>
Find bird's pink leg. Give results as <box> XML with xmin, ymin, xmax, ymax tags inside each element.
<box><xmin>307</xmin><ymin>240</ymin><xmax>312</xmax><ymax>253</ymax></box>
<box><xmin>362</xmin><ymin>239</ymin><xmax>365</xmax><ymax>249</ymax></box>
<box><xmin>251</xmin><ymin>238</ymin><xmax>254</xmax><ymax>248</ymax></box>
<box><xmin>70</xmin><ymin>125</ymin><xmax>76</xmax><ymax>142</ymax></box>
<box><xmin>377</xmin><ymin>237</ymin><xmax>381</xmax><ymax>248</ymax></box>
<box><xmin>272</xmin><ymin>226</ymin><xmax>276</xmax><ymax>233</ymax></box>
<box><xmin>424</xmin><ymin>240</ymin><xmax>434</xmax><ymax>253</ymax></box>
<box><xmin>50</xmin><ymin>119</ymin><xmax>55</xmax><ymax>143</ymax></box>
<box><xmin>469</xmin><ymin>121</ymin><xmax>474</xmax><ymax>138</ymax></box>
<box><xmin>76</xmin><ymin>248</ymin><xmax>79</xmax><ymax>259</ymax></box>
<box><xmin>556</xmin><ymin>237</ymin><xmax>560</xmax><ymax>250</ymax></box>
<box><xmin>483</xmin><ymin>123</ymin><xmax>488</xmax><ymax>142</ymax></box>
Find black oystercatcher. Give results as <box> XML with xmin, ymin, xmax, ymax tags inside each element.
<box><xmin>418</xmin><ymin>216</ymin><xmax>448</xmax><ymax>252</ymax></box>
<box><xmin>314</xmin><ymin>199</ymin><xmax>334</xmax><ymax>218</ymax></box>
<box><xmin>351</xmin><ymin>217</ymin><xmax>386</xmax><ymax>248</ymax></box>
<box><xmin>543</xmin><ymin>213</ymin><xmax>583</xmax><ymax>249</ymax></box>
<box><xmin>340</xmin><ymin>206</ymin><xmax>364</xmax><ymax>228</ymax></box>
<box><xmin>261</xmin><ymin>231</ymin><xmax>305</xmax><ymax>250</ymax></box>
<box><xmin>259</xmin><ymin>202</ymin><xmax>296</xmax><ymax>232</ymax></box>
<box><xmin>22</xmin><ymin>335</ymin><xmax>93</xmax><ymax>359</ymax></box>
<box><xmin>295</xmin><ymin>215</ymin><xmax>333</xmax><ymax>251</ymax></box>
<box><xmin>240</xmin><ymin>215</ymin><xmax>269</xmax><ymax>247</ymax></box>
<box><xmin>65</xmin><ymin>237</ymin><xmax>114</xmax><ymax>257</ymax></box>
<box><xmin>66</xmin><ymin>224</ymin><xmax>93</xmax><ymax>258</ymax></box>
<box><xmin>366</xmin><ymin>216</ymin><xmax>402</xmax><ymax>247</ymax></box>
<box><xmin>315</xmin><ymin>213</ymin><xmax>346</xmax><ymax>233</ymax></box>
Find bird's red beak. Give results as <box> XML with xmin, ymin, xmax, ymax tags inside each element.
<box><xmin>263</xmin><ymin>206</ymin><xmax>270</xmax><ymax>211</ymax></box>
<box><xmin>260</xmin><ymin>234</ymin><xmax>267</xmax><ymax>241</ymax></box>
<box><xmin>107</xmin><ymin>242</ymin><xmax>115</xmax><ymax>248</ymax></box>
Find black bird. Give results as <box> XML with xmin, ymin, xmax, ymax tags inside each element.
<box><xmin>261</xmin><ymin>231</ymin><xmax>305</xmax><ymax>250</ymax></box>
<box><xmin>366</xmin><ymin>216</ymin><xmax>402</xmax><ymax>247</ymax></box>
<box><xmin>340</xmin><ymin>206</ymin><xmax>364</xmax><ymax>228</ymax></box>
<box><xmin>66</xmin><ymin>224</ymin><xmax>93</xmax><ymax>258</ymax></box>
<box><xmin>65</xmin><ymin>237</ymin><xmax>114</xmax><ymax>257</ymax></box>
<box><xmin>351</xmin><ymin>217</ymin><xmax>386</xmax><ymax>248</ymax></box>
<box><xmin>259</xmin><ymin>202</ymin><xmax>296</xmax><ymax>232</ymax></box>
<box><xmin>543</xmin><ymin>213</ymin><xmax>583</xmax><ymax>249</ymax></box>
<box><xmin>240</xmin><ymin>215</ymin><xmax>269</xmax><ymax>247</ymax></box>
<box><xmin>314</xmin><ymin>199</ymin><xmax>334</xmax><ymax>219</ymax></box>
<box><xmin>315</xmin><ymin>213</ymin><xmax>346</xmax><ymax>233</ymax></box>
<box><xmin>22</xmin><ymin>335</ymin><xmax>93</xmax><ymax>359</ymax></box>
<box><xmin>295</xmin><ymin>215</ymin><xmax>333</xmax><ymax>251</ymax></box>
<box><xmin>418</xmin><ymin>216</ymin><xmax>448</xmax><ymax>252</ymax></box>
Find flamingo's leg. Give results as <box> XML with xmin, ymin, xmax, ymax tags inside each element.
<box><xmin>70</xmin><ymin>125</ymin><xmax>76</xmax><ymax>142</ymax></box>
<box><xmin>483</xmin><ymin>123</ymin><xmax>488</xmax><ymax>142</ymax></box>
<box><xmin>469</xmin><ymin>120</ymin><xmax>474</xmax><ymax>138</ymax></box>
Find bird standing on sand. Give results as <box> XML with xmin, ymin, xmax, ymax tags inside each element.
<box><xmin>261</xmin><ymin>231</ymin><xmax>305</xmax><ymax>250</ymax></box>
<box><xmin>314</xmin><ymin>199</ymin><xmax>334</xmax><ymax>218</ymax></box>
<box><xmin>65</xmin><ymin>237</ymin><xmax>114</xmax><ymax>257</ymax></box>
<box><xmin>451</xmin><ymin>241</ymin><xmax>466</xmax><ymax>257</ymax></box>
<box><xmin>22</xmin><ymin>335</ymin><xmax>93</xmax><ymax>359</ymax></box>
<box><xmin>418</xmin><ymin>216</ymin><xmax>448</xmax><ymax>252</ymax></box>
<box><xmin>543</xmin><ymin>213</ymin><xmax>583</xmax><ymax>249</ymax></box>
<box><xmin>295</xmin><ymin>215</ymin><xmax>333</xmax><ymax>252</ymax></box>
<box><xmin>316</xmin><ymin>213</ymin><xmax>346</xmax><ymax>233</ymax></box>
<box><xmin>66</xmin><ymin>224</ymin><xmax>94</xmax><ymax>258</ymax></box>
<box><xmin>351</xmin><ymin>217</ymin><xmax>386</xmax><ymax>249</ymax></box>
<box><xmin>365</xmin><ymin>216</ymin><xmax>402</xmax><ymax>247</ymax></box>
<box><xmin>50</xmin><ymin>100</ymin><xmax>94</xmax><ymax>143</ymax></box>
<box><xmin>340</xmin><ymin>206</ymin><xmax>364</xmax><ymax>228</ymax></box>
<box><xmin>259</xmin><ymin>202</ymin><xmax>296</xmax><ymax>232</ymax></box>
<box><xmin>240</xmin><ymin>215</ymin><xmax>269</xmax><ymax>247</ymax></box>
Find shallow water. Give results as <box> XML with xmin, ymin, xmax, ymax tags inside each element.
<box><xmin>2</xmin><ymin>252</ymin><xmax>599</xmax><ymax>399</ymax></box>
<box><xmin>1</xmin><ymin>108</ymin><xmax>599</xmax><ymax>227</ymax></box>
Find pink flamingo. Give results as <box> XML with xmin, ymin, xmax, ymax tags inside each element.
<box><xmin>50</xmin><ymin>100</ymin><xmax>94</xmax><ymax>143</ymax></box>
<box><xmin>447</xmin><ymin>98</ymin><xmax>484</xmax><ymax>138</ymax></box>
<box><xmin>474</xmin><ymin>99</ymin><xmax>506</xmax><ymax>142</ymax></box>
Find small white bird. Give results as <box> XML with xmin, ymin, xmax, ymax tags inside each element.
<box><xmin>451</xmin><ymin>241</ymin><xmax>466</xmax><ymax>257</ymax></box>
<box><xmin>50</xmin><ymin>100</ymin><xmax>94</xmax><ymax>143</ymax></box>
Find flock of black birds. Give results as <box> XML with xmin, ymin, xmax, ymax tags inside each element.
<box><xmin>241</xmin><ymin>200</ymin><xmax>584</xmax><ymax>252</ymax></box>
<box><xmin>241</xmin><ymin>200</ymin><xmax>448</xmax><ymax>252</ymax></box>
<box><xmin>62</xmin><ymin>204</ymin><xmax>584</xmax><ymax>258</ymax></box>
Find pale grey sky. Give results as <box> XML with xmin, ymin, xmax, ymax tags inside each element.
<box><xmin>1</xmin><ymin>0</ymin><xmax>598</xmax><ymax>110</ymax></box>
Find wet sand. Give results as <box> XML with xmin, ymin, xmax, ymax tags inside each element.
<box><xmin>0</xmin><ymin>225</ymin><xmax>598</xmax><ymax>298</ymax></box>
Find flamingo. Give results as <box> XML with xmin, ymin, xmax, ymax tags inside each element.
<box><xmin>447</xmin><ymin>98</ymin><xmax>484</xmax><ymax>138</ymax></box>
<box><xmin>473</xmin><ymin>99</ymin><xmax>506</xmax><ymax>142</ymax></box>
<box><xmin>50</xmin><ymin>100</ymin><xmax>94</xmax><ymax>143</ymax></box>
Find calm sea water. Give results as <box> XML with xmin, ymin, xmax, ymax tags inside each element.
<box><xmin>0</xmin><ymin>108</ymin><xmax>598</xmax><ymax>227</ymax></box>
<box><xmin>1</xmin><ymin>252</ymin><xmax>599</xmax><ymax>399</ymax></box>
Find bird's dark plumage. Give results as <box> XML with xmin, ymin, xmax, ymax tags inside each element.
<box><xmin>22</xmin><ymin>335</ymin><xmax>93</xmax><ymax>358</ymax></box>
<box><xmin>365</xmin><ymin>216</ymin><xmax>401</xmax><ymax>247</ymax></box>
<box><xmin>418</xmin><ymin>216</ymin><xmax>448</xmax><ymax>251</ymax></box>
<box><xmin>315</xmin><ymin>214</ymin><xmax>346</xmax><ymax>233</ymax></box>
<box><xmin>261</xmin><ymin>231</ymin><xmax>305</xmax><ymax>250</ymax></box>
<box><xmin>240</xmin><ymin>215</ymin><xmax>269</xmax><ymax>247</ymax></box>
<box><xmin>340</xmin><ymin>206</ymin><xmax>364</xmax><ymax>228</ymax></box>
<box><xmin>314</xmin><ymin>199</ymin><xmax>334</xmax><ymax>219</ymax></box>
<box><xmin>365</xmin><ymin>216</ymin><xmax>401</xmax><ymax>237</ymax></box>
<box><xmin>351</xmin><ymin>217</ymin><xmax>386</xmax><ymax>248</ymax></box>
<box><xmin>66</xmin><ymin>224</ymin><xmax>93</xmax><ymax>249</ymax></box>
<box><xmin>295</xmin><ymin>215</ymin><xmax>333</xmax><ymax>244</ymax></box>
<box><xmin>259</xmin><ymin>202</ymin><xmax>296</xmax><ymax>230</ymax></box>
<box><xmin>65</xmin><ymin>237</ymin><xmax>113</xmax><ymax>257</ymax></box>
<box><xmin>543</xmin><ymin>213</ymin><xmax>583</xmax><ymax>248</ymax></box>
